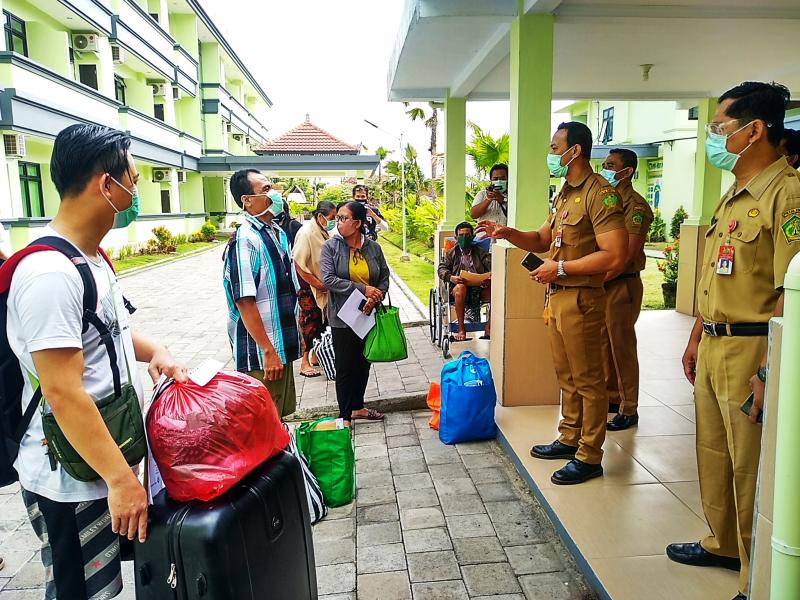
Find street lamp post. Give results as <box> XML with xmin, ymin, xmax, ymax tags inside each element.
<box><xmin>365</xmin><ymin>119</ymin><xmax>409</xmax><ymax>261</ymax></box>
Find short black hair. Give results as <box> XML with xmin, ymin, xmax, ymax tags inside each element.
<box><xmin>352</xmin><ymin>184</ymin><xmax>369</xmax><ymax>197</ymax></box>
<box><xmin>313</xmin><ymin>200</ymin><xmax>337</xmax><ymax>217</ymax></box>
<box><xmin>609</xmin><ymin>148</ymin><xmax>638</xmax><ymax>173</ymax></box>
<box><xmin>50</xmin><ymin>124</ymin><xmax>132</xmax><ymax>198</ymax></box>
<box><xmin>344</xmin><ymin>200</ymin><xmax>368</xmax><ymax>234</ymax></box>
<box><xmin>556</xmin><ymin>122</ymin><xmax>592</xmax><ymax>161</ymax></box>
<box><xmin>230</xmin><ymin>169</ymin><xmax>261</xmax><ymax>209</ymax></box>
<box><xmin>718</xmin><ymin>81</ymin><xmax>790</xmax><ymax>146</ymax></box>
<box><xmin>455</xmin><ymin>221</ymin><xmax>474</xmax><ymax>235</ymax></box>
<box><xmin>782</xmin><ymin>128</ymin><xmax>800</xmax><ymax>168</ymax></box>
<box><xmin>489</xmin><ymin>163</ymin><xmax>508</xmax><ymax>179</ymax></box>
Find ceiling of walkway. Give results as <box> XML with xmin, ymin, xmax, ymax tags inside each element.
<box><xmin>388</xmin><ymin>0</ymin><xmax>800</xmax><ymax>101</ymax></box>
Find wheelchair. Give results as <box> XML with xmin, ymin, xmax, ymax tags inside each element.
<box><xmin>428</xmin><ymin>237</ymin><xmax>492</xmax><ymax>359</ymax></box>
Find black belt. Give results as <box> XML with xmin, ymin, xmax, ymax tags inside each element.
<box><xmin>549</xmin><ymin>283</ymin><xmax>596</xmax><ymax>291</ymax></box>
<box><xmin>613</xmin><ymin>272</ymin><xmax>640</xmax><ymax>281</ymax></box>
<box><xmin>702</xmin><ymin>322</ymin><xmax>769</xmax><ymax>337</ymax></box>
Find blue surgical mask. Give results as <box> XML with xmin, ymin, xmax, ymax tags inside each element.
<box><xmin>705</xmin><ymin>121</ymin><xmax>754</xmax><ymax>171</ymax></box>
<box><xmin>547</xmin><ymin>146</ymin><xmax>576</xmax><ymax>178</ymax></box>
<box><xmin>105</xmin><ymin>176</ymin><xmax>139</xmax><ymax>229</ymax></box>
<box><xmin>600</xmin><ymin>168</ymin><xmax>625</xmax><ymax>187</ymax></box>
<box><xmin>267</xmin><ymin>191</ymin><xmax>284</xmax><ymax>217</ymax></box>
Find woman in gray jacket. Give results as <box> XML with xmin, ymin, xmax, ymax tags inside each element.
<box><xmin>320</xmin><ymin>201</ymin><xmax>391</xmax><ymax>423</ymax></box>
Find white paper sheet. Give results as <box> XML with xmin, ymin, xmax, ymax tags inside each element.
<box><xmin>338</xmin><ymin>288</ymin><xmax>376</xmax><ymax>339</ymax></box>
<box><xmin>189</xmin><ymin>359</ymin><xmax>224</xmax><ymax>387</ymax></box>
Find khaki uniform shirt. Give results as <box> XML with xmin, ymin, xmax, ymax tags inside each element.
<box><xmin>548</xmin><ymin>172</ymin><xmax>626</xmax><ymax>288</ymax></box>
<box><xmin>618</xmin><ymin>185</ymin><xmax>654</xmax><ymax>273</ymax></box>
<box><xmin>698</xmin><ymin>157</ymin><xmax>800</xmax><ymax>324</ymax></box>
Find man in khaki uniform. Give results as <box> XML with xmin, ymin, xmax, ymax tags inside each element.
<box><xmin>599</xmin><ymin>149</ymin><xmax>654</xmax><ymax>431</ymax></box>
<box><xmin>666</xmin><ymin>82</ymin><xmax>798</xmax><ymax>600</ymax></box>
<box><xmin>482</xmin><ymin>122</ymin><xmax>627</xmax><ymax>485</ymax></box>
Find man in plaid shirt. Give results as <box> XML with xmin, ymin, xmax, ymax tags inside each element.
<box><xmin>223</xmin><ymin>169</ymin><xmax>301</xmax><ymax>418</ymax></box>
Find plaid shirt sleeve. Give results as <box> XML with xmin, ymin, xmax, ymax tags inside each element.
<box><xmin>228</xmin><ymin>233</ymin><xmax>259</xmax><ymax>301</ymax></box>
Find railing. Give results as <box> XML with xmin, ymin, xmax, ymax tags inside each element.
<box><xmin>56</xmin><ymin>0</ymin><xmax>113</xmax><ymax>34</ymax></box>
<box><xmin>113</xmin><ymin>0</ymin><xmax>175</xmax><ymax>79</ymax></box>
<box><xmin>174</xmin><ymin>44</ymin><xmax>198</xmax><ymax>91</ymax></box>
<box><xmin>120</xmin><ymin>106</ymin><xmax>181</xmax><ymax>150</ymax></box>
<box><xmin>181</xmin><ymin>132</ymin><xmax>203</xmax><ymax>158</ymax></box>
<box><xmin>214</xmin><ymin>84</ymin><xmax>269</xmax><ymax>143</ymax></box>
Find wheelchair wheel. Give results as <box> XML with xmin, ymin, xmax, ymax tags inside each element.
<box><xmin>442</xmin><ymin>335</ymin><xmax>451</xmax><ymax>360</ymax></box>
<box><xmin>428</xmin><ymin>288</ymin><xmax>437</xmax><ymax>343</ymax></box>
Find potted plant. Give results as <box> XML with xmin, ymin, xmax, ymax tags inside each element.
<box><xmin>658</xmin><ymin>241</ymin><xmax>679</xmax><ymax>309</ymax></box>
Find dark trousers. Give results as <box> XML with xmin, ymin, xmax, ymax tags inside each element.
<box><xmin>331</xmin><ymin>326</ymin><xmax>371</xmax><ymax>420</ymax></box>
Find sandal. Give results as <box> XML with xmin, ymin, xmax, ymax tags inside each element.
<box><xmin>353</xmin><ymin>408</ymin><xmax>385</xmax><ymax>421</ymax></box>
<box><xmin>300</xmin><ymin>368</ymin><xmax>321</xmax><ymax>378</ymax></box>
<box><xmin>454</xmin><ymin>331</ymin><xmax>468</xmax><ymax>342</ymax></box>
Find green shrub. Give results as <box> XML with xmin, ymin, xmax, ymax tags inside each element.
<box><xmin>174</xmin><ymin>233</ymin><xmax>188</xmax><ymax>245</ymax></box>
<box><xmin>151</xmin><ymin>226</ymin><xmax>173</xmax><ymax>252</ymax></box>
<box><xmin>648</xmin><ymin>209</ymin><xmax>667</xmax><ymax>243</ymax></box>
<box><xmin>200</xmin><ymin>220</ymin><xmax>217</xmax><ymax>242</ymax></box>
<box><xmin>670</xmin><ymin>205</ymin><xmax>688</xmax><ymax>240</ymax></box>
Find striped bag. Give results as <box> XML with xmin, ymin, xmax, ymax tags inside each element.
<box><xmin>285</xmin><ymin>424</ymin><xmax>327</xmax><ymax>525</ymax></box>
<box><xmin>312</xmin><ymin>327</ymin><xmax>336</xmax><ymax>381</ymax></box>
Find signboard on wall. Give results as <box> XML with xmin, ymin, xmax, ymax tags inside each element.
<box><xmin>646</xmin><ymin>159</ymin><xmax>663</xmax><ymax>208</ymax></box>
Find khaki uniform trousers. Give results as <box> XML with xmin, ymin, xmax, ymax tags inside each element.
<box><xmin>695</xmin><ymin>334</ymin><xmax>764</xmax><ymax>595</ymax></box>
<box><xmin>546</xmin><ymin>286</ymin><xmax>609</xmax><ymax>464</ymax></box>
<box><xmin>247</xmin><ymin>361</ymin><xmax>297</xmax><ymax>419</ymax></box>
<box><xmin>602</xmin><ymin>276</ymin><xmax>644</xmax><ymax>415</ymax></box>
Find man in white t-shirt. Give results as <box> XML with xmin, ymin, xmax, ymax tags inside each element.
<box><xmin>470</xmin><ymin>163</ymin><xmax>509</xmax><ymax>226</ymax></box>
<box><xmin>8</xmin><ymin>124</ymin><xmax>186</xmax><ymax>600</ymax></box>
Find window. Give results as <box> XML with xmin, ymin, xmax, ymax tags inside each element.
<box><xmin>149</xmin><ymin>12</ymin><xmax>159</xmax><ymax>22</ymax></box>
<box><xmin>153</xmin><ymin>103</ymin><xmax>165</xmax><ymax>122</ymax></box>
<box><xmin>114</xmin><ymin>75</ymin><xmax>126</xmax><ymax>104</ymax></box>
<box><xmin>600</xmin><ymin>107</ymin><xmax>614</xmax><ymax>143</ymax></box>
<box><xmin>19</xmin><ymin>162</ymin><xmax>44</xmax><ymax>218</ymax></box>
<box><xmin>3</xmin><ymin>11</ymin><xmax>27</xmax><ymax>56</ymax></box>
<box><xmin>160</xmin><ymin>190</ymin><xmax>171</xmax><ymax>213</ymax></box>
<box><xmin>688</xmin><ymin>106</ymin><xmax>699</xmax><ymax>121</ymax></box>
<box><xmin>78</xmin><ymin>64</ymin><xmax>98</xmax><ymax>90</ymax></box>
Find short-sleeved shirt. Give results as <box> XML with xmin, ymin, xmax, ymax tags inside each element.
<box><xmin>472</xmin><ymin>188</ymin><xmax>508</xmax><ymax>225</ymax></box>
<box><xmin>365</xmin><ymin>206</ymin><xmax>386</xmax><ymax>241</ymax></box>
<box><xmin>698</xmin><ymin>157</ymin><xmax>800</xmax><ymax>324</ymax></box>
<box><xmin>548</xmin><ymin>172</ymin><xmax>626</xmax><ymax>288</ymax></box>
<box><xmin>8</xmin><ymin>226</ymin><xmax>143</xmax><ymax>502</ymax></box>
<box><xmin>223</xmin><ymin>214</ymin><xmax>301</xmax><ymax>371</ymax></box>
<box><xmin>618</xmin><ymin>185</ymin><xmax>654</xmax><ymax>273</ymax></box>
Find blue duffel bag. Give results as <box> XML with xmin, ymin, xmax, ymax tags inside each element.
<box><xmin>439</xmin><ymin>351</ymin><xmax>497</xmax><ymax>445</ymax></box>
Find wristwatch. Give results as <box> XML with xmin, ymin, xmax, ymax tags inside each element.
<box><xmin>757</xmin><ymin>366</ymin><xmax>767</xmax><ymax>382</ymax></box>
<box><xmin>557</xmin><ymin>260</ymin><xmax>567</xmax><ymax>279</ymax></box>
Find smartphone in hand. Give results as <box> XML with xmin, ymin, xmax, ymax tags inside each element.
<box><xmin>741</xmin><ymin>392</ymin><xmax>764</xmax><ymax>424</ymax></box>
<box><xmin>521</xmin><ymin>253</ymin><xmax>545</xmax><ymax>272</ymax></box>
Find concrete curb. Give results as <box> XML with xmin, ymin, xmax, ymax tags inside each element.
<box><xmin>389</xmin><ymin>267</ymin><xmax>429</xmax><ymax>319</ymax></box>
<box><xmin>645</xmin><ymin>249</ymin><xmax>666</xmax><ymax>260</ymax></box>
<box><xmin>288</xmin><ymin>390</ymin><xmax>428</xmax><ymax>422</ymax></box>
<box><xmin>118</xmin><ymin>243</ymin><xmax>225</xmax><ymax>279</ymax></box>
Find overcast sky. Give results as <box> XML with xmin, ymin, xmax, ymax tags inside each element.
<box><xmin>202</xmin><ymin>0</ymin><xmax>568</xmax><ymax>178</ymax></box>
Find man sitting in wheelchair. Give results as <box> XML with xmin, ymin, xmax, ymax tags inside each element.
<box><xmin>437</xmin><ymin>221</ymin><xmax>492</xmax><ymax>342</ymax></box>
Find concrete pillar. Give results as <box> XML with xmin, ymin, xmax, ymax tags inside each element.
<box><xmin>442</xmin><ymin>93</ymin><xmax>466</xmax><ymax>230</ymax></box>
<box><xmin>491</xmin><ymin>12</ymin><xmax>560</xmax><ymax>407</ymax></box>
<box><xmin>676</xmin><ymin>98</ymin><xmax>722</xmax><ymax>316</ymax></box>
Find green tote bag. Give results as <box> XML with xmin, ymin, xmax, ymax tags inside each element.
<box><xmin>363</xmin><ymin>295</ymin><xmax>408</xmax><ymax>363</ymax></box>
<box><xmin>296</xmin><ymin>418</ymin><xmax>355</xmax><ymax>508</ymax></box>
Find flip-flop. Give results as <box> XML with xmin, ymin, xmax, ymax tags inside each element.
<box><xmin>300</xmin><ymin>369</ymin><xmax>321</xmax><ymax>378</ymax></box>
<box><xmin>0</xmin><ymin>557</ymin><xmax>4</xmax><ymax>571</ymax></box>
<box><xmin>479</xmin><ymin>335</ymin><xmax>491</xmax><ymax>340</ymax></box>
<box><xmin>354</xmin><ymin>408</ymin><xmax>385</xmax><ymax>421</ymax></box>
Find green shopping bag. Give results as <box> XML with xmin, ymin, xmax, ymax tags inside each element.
<box><xmin>363</xmin><ymin>296</ymin><xmax>408</xmax><ymax>363</ymax></box>
<box><xmin>296</xmin><ymin>418</ymin><xmax>355</xmax><ymax>507</ymax></box>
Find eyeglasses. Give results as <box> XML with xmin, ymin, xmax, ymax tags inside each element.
<box><xmin>705</xmin><ymin>119</ymin><xmax>767</xmax><ymax>137</ymax></box>
<box><xmin>336</xmin><ymin>215</ymin><xmax>353</xmax><ymax>223</ymax></box>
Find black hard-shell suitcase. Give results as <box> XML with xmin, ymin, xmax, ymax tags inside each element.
<box><xmin>134</xmin><ymin>450</ymin><xmax>317</xmax><ymax>600</ymax></box>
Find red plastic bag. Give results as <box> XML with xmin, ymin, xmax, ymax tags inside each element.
<box><xmin>427</xmin><ymin>382</ymin><xmax>441</xmax><ymax>430</ymax></box>
<box><xmin>147</xmin><ymin>370</ymin><xmax>289</xmax><ymax>502</ymax></box>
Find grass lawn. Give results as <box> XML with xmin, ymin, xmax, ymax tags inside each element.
<box><xmin>378</xmin><ymin>236</ymin><xmax>434</xmax><ymax>307</ymax></box>
<box><xmin>381</xmin><ymin>230</ymin><xmax>434</xmax><ymax>261</ymax></box>
<box><xmin>645</xmin><ymin>241</ymin><xmax>669</xmax><ymax>253</ymax></box>
<box><xmin>642</xmin><ymin>259</ymin><xmax>666</xmax><ymax>310</ymax></box>
<box><xmin>115</xmin><ymin>242</ymin><xmax>221</xmax><ymax>273</ymax></box>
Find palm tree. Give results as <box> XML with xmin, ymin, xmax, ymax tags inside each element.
<box><xmin>465</xmin><ymin>121</ymin><xmax>510</xmax><ymax>178</ymax></box>
<box><xmin>404</xmin><ymin>102</ymin><xmax>441</xmax><ymax>178</ymax></box>
<box><xmin>375</xmin><ymin>146</ymin><xmax>391</xmax><ymax>180</ymax></box>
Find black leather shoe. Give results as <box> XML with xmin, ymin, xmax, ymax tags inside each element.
<box><xmin>607</xmin><ymin>413</ymin><xmax>639</xmax><ymax>431</ymax></box>
<box><xmin>731</xmin><ymin>594</ymin><xmax>746</xmax><ymax>600</ymax></box>
<box><xmin>608</xmin><ymin>402</ymin><xmax>620</xmax><ymax>414</ymax></box>
<box><xmin>551</xmin><ymin>459</ymin><xmax>603</xmax><ymax>485</ymax></box>
<box><xmin>530</xmin><ymin>440</ymin><xmax>578</xmax><ymax>460</ymax></box>
<box><xmin>666</xmin><ymin>542</ymin><xmax>741</xmax><ymax>571</ymax></box>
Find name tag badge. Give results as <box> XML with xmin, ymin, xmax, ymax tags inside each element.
<box><xmin>555</xmin><ymin>227</ymin><xmax>563</xmax><ymax>248</ymax></box>
<box><xmin>716</xmin><ymin>245</ymin><xmax>735</xmax><ymax>275</ymax></box>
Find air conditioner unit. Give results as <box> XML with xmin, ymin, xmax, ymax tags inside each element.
<box><xmin>176</xmin><ymin>171</ymin><xmax>186</xmax><ymax>183</ymax></box>
<box><xmin>151</xmin><ymin>83</ymin><xmax>167</xmax><ymax>97</ymax></box>
<box><xmin>172</xmin><ymin>86</ymin><xmax>183</xmax><ymax>100</ymax></box>
<box><xmin>152</xmin><ymin>168</ymin><xmax>171</xmax><ymax>183</ymax></box>
<box><xmin>72</xmin><ymin>33</ymin><xmax>99</xmax><ymax>53</ymax></box>
<box><xmin>111</xmin><ymin>44</ymin><xmax>125</xmax><ymax>64</ymax></box>
<box><xmin>3</xmin><ymin>133</ymin><xmax>26</xmax><ymax>158</ymax></box>
<box><xmin>232</xmin><ymin>133</ymin><xmax>244</xmax><ymax>142</ymax></box>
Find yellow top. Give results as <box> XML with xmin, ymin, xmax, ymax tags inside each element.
<box><xmin>548</xmin><ymin>172</ymin><xmax>626</xmax><ymax>288</ymax></box>
<box><xmin>350</xmin><ymin>249</ymin><xmax>371</xmax><ymax>286</ymax></box>
<box><xmin>698</xmin><ymin>157</ymin><xmax>800</xmax><ymax>324</ymax></box>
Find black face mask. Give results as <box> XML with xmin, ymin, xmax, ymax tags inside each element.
<box><xmin>356</xmin><ymin>198</ymin><xmax>367</xmax><ymax>204</ymax></box>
